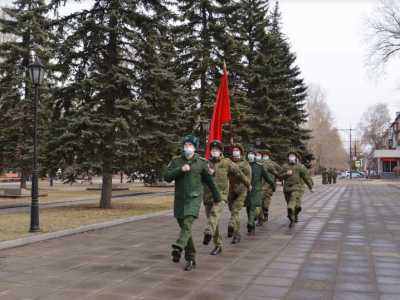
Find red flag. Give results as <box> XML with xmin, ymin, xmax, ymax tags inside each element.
<box><xmin>205</xmin><ymin>64</ymin><xmax>231</xmax><ymax>159</ymax></box>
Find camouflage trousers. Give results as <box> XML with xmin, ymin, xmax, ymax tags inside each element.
<box><xmin>228</xmin><ymin>190</ymin><xmax>246</xmax><ymax>238</ymax></box>
<box><xmin>172</xmin><ymin>216</ymin><xmax>196</xmax><ymax>261</ymax></box>
<box><xmin>284</xmin><ymin>190</ymin><xmax>304</xmax><ymax>211</ymax></box>
<box><xmin>204</xmin><ymin>201</ymin><xmax>226</xmax><ymax>247</ymax></box>
<box><xmin>257</xmin><ymin>189</ymin><xmax>273</xmax><ymax>220</ymax></box>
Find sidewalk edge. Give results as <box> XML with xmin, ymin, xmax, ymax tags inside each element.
<box><xmin>0</xmin><ymin>210</ymin><xmax>172</xmax><ymax>251</ymax></box>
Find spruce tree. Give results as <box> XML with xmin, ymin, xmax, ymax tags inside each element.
<box><xmin>0</xmin><ymin>0</ymin><xmax>51</xmax><ymax>188</ymax></box>
<box><xmin>51</xmin><ymin>0</ymin><xmax>186</xmax><ymax>206</ymax></box>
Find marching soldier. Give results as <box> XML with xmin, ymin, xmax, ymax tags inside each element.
<box><xmin>227</xmin><ymin>143</ymin><xmax>252</xmax><ymax>244</ymax></box>
<box><xmin>280</xmin><ymin>149</ymin><xmax>313</xmax><ymax>228</ymax></box>
<box><xmin>203</xmin><ymin>140</ymin><xmax>251</xmax><ymax>255</ymax></box>
<box><xmin>257</xmin><ymin>148</ymin><xmax>281</xmax><ymax>225</ymax></box>
<box><xmin>331</xmin><ymin>168</ymin><xmax>337</xmax><ymax>184</ymax></box>
<box><xmin>164</xmin><ymin>135</ymin><xmax>221</xmax><ymax>271</ymax></box>
<box><xmin>246</xmin><ymin>149</ymin><xmax>275</xmax><ymax>235</ymax></box>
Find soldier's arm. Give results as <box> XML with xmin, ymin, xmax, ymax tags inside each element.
<box><xmin>300</xmin><ymin>166</ymin><xmax>313</xmax><ymax>191</ymax></box>
<box><xmin>164</xmin><ymin>159</ymin><xmax>183</xmax><ymax>182</ymax></box>
<box><xmin>262</xmin><ymin>166</ymin><xmax>276</xmax><ymax>192</ymax></box>
<box><xmin>201</xmin><ymin>165</ymin><xmax>221</xmax><ymax>202</ymax></box>
<box><xmin>279</xmin><ymin>165</ymin><xmax>289</xmax><ymax>181</ymax></box>
<box><xmin>229</xmin><ymin>161</ymin><xmax>251</xmax><ymax>189</ymax></box>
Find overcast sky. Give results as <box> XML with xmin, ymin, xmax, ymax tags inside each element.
<box><xmin>280</xmin><ymin>0</ymin><xmax>400</xmax><ymax>136</ymax></box>
<box><xmin>2</xmin><ymin>0</ymin><xmax>399</xmax><ymax>135</ymax></box>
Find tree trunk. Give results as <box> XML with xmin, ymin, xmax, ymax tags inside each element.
<box><xmin>49</xmin><ymin>176</ymin><xmax>54</xmax><ymax>187</ymax></box>
<box><xmin>100</xmin><ymin>171</ymin><xmax>112</xmax><ymax>209</ymax></box>
<box><xmin>20</xmin><ymin>169</ymin><xmax>28</xmax><ymax>189</ymax></box>
<box><xmin>120</xmin><ymin>171</ymin><xmax>123</xmax><ymax>184</ymax></box>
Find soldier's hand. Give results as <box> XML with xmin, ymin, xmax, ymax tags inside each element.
<box><xmin>208</xmin><ymin>165</ymin><xmax>215</xmax><ymax>175</ymax></box>
<box><xmin>287</xmin><ymin>170</ymin><xmax>293</xmax><ymax>176</ymax></box>
<box><xmin>247</xmin><ymin>185</ymin><xmax>252</xmax><ymax>192</ymax></box>
<box><xmin>182</xmin><ymin>164</ymin><xmax>191</xmax><ymax>172</ymax></box>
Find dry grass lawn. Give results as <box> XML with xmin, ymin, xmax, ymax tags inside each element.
<box><xmin>0</xmin><ymin>195</ymin><xmax>173</xmax><ymax>242</ymax></box>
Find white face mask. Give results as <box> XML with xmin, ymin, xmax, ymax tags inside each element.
<box><xmin>288</xmin><ymin>155</ymin><xmax>296</xmax><ymax>163</ymax></box>
<box><xmin>256</xmin><ymin>154</ymin><xmax>262</xmax><ymax>162</ymax></box>
<box><xmin>263</xmin><ymin>155</ymin><xmax>270</xmax><ymax>161</ymax></box>
<box><xmin>211</xmin><ymin>149</ymin><xmax>221</xmax><ymax>158</ymax></box>
<box><xmin>248</xmin><ymin>153</ymin><xmax>255</xmax><ymax>162</ymax></box>
<box><xmin>183</xmin><ymin>145</ymin><xmax>195</xmax><ymax>159</ymax></box>
<box><xmin>232</xmin><ymin>150</ymin><xmax>241</xmax><ymax>159</ymax></box>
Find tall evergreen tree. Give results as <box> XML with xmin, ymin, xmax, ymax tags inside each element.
<box><xmin>0</xmin><ymin>0</ymin><xmax>51</xmax><ymax>187</ymax></box>
<box><xmin>51</xmin><ymin>0</ymin><xmax>187</xmax><ymax>206</ymax></box>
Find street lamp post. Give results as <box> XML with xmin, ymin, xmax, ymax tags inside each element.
<box><xmin>28</xmin><ymin>56</ymin><xmax>45</xmax><ymax>232</ymax></box>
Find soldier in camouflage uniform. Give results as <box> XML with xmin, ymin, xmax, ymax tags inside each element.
<box><xmin>256</xmin><ymin>148</ymin><xmax>281</xmax><ymax>225</ymax></box>
<box><xmin>327</xmin><ymin>168</ymin><xmax>333</xmax><ymax>184</ymax></box>
<box><xmin>164</xmin><ymin>135</ymin><xmax>221</xmax><ymax>271</ymax></box>
<box><xmin>280</xmin><ymin>149</ymin><xmax>313</xmax><ymax>228</ymax></box>
<box><xmin>246</xmin><ymin>149</ymin><xmax>275</xmax><ymax>235</ymax></box>
<box><xmin>322</xmin><ymin>167</ymin><xmax>328</xmax><ymax>185</ymax></box>
<box><xmin>203</xmin><ymin>140</ymin><xmax>251</xmax><ymax>255</ymax></box>
<box><xmin>227</xmin><ymin>143</ymin><xmax>252</xmax><ymax>244</ymax></box>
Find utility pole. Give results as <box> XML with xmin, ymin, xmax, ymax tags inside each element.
<box><xmin>339</xmin><ymin>128</ymin><xmax>354</xmax><ymax>180</ymax></box>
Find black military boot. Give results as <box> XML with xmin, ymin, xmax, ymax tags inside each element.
<box><xmin>232</xmin><ymin>235</ymin><xmax>241</xmax><ymax>244</ymax></box>
<box><xmin>247</xmin><ymin>224</ymin><xmax>252</xmax><ymax>234</ymax></box>
<box><xmin>210</xmin><ymin>246</ymin><xmax>222</xmax><ymax>255</ymax></box>
<box><xmin>171</xmin><ymin>246</ymin><xmax>182</xmax><ymax>263</ymax></box>
<box><xmin>227</xmin><ymin>225</ymin><xmax>234</xmax><ymax>238</ymax></box>
<box><xmin>294</xmin><ymin>207</ymin><xmax>302</xmax><ymax>223</ymax></box>
<box><xmin>203</xmin><ymin>232</ymin><xmax>212</xmax><ymax>245</ymax></box>
<box><xmin>184</xmin><ymin>260</ymin><xmax>196</xmax><ymax>271</ymax></box>
<box><xmin>287</xmin><ymin>208</ymin><xmax>294</xmax><ymax>228</ymax></box>
<box><xmin>263</xmin><ymin>209</ymin><xmax>269</xmax><ymax>222</ymax></box>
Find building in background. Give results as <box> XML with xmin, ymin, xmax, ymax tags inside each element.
<box><xmin>371</xmin><ymin>112</ymin><xmax>400</xmax><ymax>178</ymax></box>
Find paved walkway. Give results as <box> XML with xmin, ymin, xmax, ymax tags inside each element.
<box><xmin>0</xmin><ymin>181</ymin><xmax>400</xmax><ymax>300</ymax></box>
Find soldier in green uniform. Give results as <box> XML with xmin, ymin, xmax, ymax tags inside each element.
<box><xmin>257</xmin><ymin>148</ymin><xmax>281</xmax><ymax>225</ymax></box>
<box><xmin>280</xmin><ymin>149</ymin><xmax>313</xmax><ymax>228</ymax></box>
<box><xmin>164</xmin><ymin>135</ymin><xmax>221</xmax><ymax>271</ymax></box>
<box><xmin>203</xmin><ymin>140</ymin><xmax>251</xmax><ymax>255</ymax></box>
<box><xmin>227</xmin><ymin>143</ymin><xmax>252</xmax><ymax>244</ymax></box>
<box><xmin>246</xmin><ymin>149</ymin><xmax>275</xmax><ymax>235</ymax></box>
<box><xmin>322</xmin><ymin>167</ymin><xmax>328</xmax><ymax>185</ymax></box>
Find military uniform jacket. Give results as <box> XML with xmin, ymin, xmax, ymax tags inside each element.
<box><xmin>262</xmin><ymin>159</ymin><xmax>281</xmax><ymax>192</ymax></box>
<box><xmin>204</xmin><ymin>156</ymin><xmax>251</xmax><ymax>204</ymax></box>
<box><xmin>246</xmin><ymin>162</ymin><xmax>275</xmax><ymax>208</ymax></box>
<box><xmin>164</xmin><ymin>153</ymin><xmax>221</xmax><ymax>219</ymax></box>
<box><xmin>229</xmin><ymin>159</ymin><xmax>252</xmax><ymax>195</ymax></box>
<box><xmin>280</xmin><ymin>163</ymin><xmax>313</xmax><ymax>193</ymax></box>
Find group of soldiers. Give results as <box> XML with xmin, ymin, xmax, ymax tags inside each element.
<box><xmin>322</xmin><ymin>167</ymin><xmax>337</xmax><ymax>184</ymax></box>
<box><xmin>164</xmin><ymin>135</ymin><xmax>313</xmax><ymax>271</ymax></box>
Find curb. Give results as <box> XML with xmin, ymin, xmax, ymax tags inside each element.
<box><xmin>0</xmin><ymin>210</ymin><xmax>172</xmax><ymax>251</ymax></box>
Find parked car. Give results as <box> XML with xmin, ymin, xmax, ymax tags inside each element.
<box><xmin>346</xmin><ymin>171</ymin><xmax>364</xmax><ymax>178</ymax></box>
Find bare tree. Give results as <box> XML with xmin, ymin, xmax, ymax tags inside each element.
<box><xmin>306</xmin><ymin>84</ymin><xmax>348</xmax><ymax>171</ymax></box>
<box><xmin>358</xmin><ymin>103</ymin><xmax>391</xmax><ymax>150</ymax></box>
<box><xmin>366</xmin><ymin>0</ymin><xmax>400</xmax><ymax>68</ymax></box>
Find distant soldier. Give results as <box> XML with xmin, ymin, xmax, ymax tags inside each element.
<box><xmin>227</xmin><ymin>143</ymin><xmax>252</xmax><ymax>244</ymax></box>
<box><xmin>257</xmin><ymin>148</ymin><xmax>281</xmax><ymax>225</ymax></box>
<box><xmin>331</xmin><ymin>168</ymin><xmax>337</xmax><ymax>184</ymax></box>
<box><xmin>327</xmin><ymin>168</ymin><xmax>333</xmax><ymax>184</ymax></box>
<box><xmin>203</xmin><ymin>140</ymin><xmax>251</xmax><ymax>255</ymax></box>
<box><xmin>164</xmin><ymin>135</ymin><xmax>221</xmax><ymax>271</ymax></box>
<box><xmin>280</xmin><ymin>149</ymin><xmax>313</xmax><ymax>228</ymax></box>
<box><xmin>246</xmin><ymin>149</ymin><xmax>275</xmax><ymax>235</ymax></box>
<box><xmin>322</xmin><ymin>167</ymin><xmax>328</xmax><ymax>185</ymax></box>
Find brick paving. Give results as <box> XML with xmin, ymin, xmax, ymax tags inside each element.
<box><xmin>0</xmin><ymin>181</ymin><xmax>399</xmax><ymax>299</ymax></box>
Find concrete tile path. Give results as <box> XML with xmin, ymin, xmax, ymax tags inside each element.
<box><xmin>0</xmin><ymin>181</ymin><xmax>399</xmax><ymax>299</ymax></box>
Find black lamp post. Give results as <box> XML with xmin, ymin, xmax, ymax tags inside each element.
<box><xmin>28</xmin><ymin>56</ymin><xmax>45</xmax><ymax>232</ymax></box>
